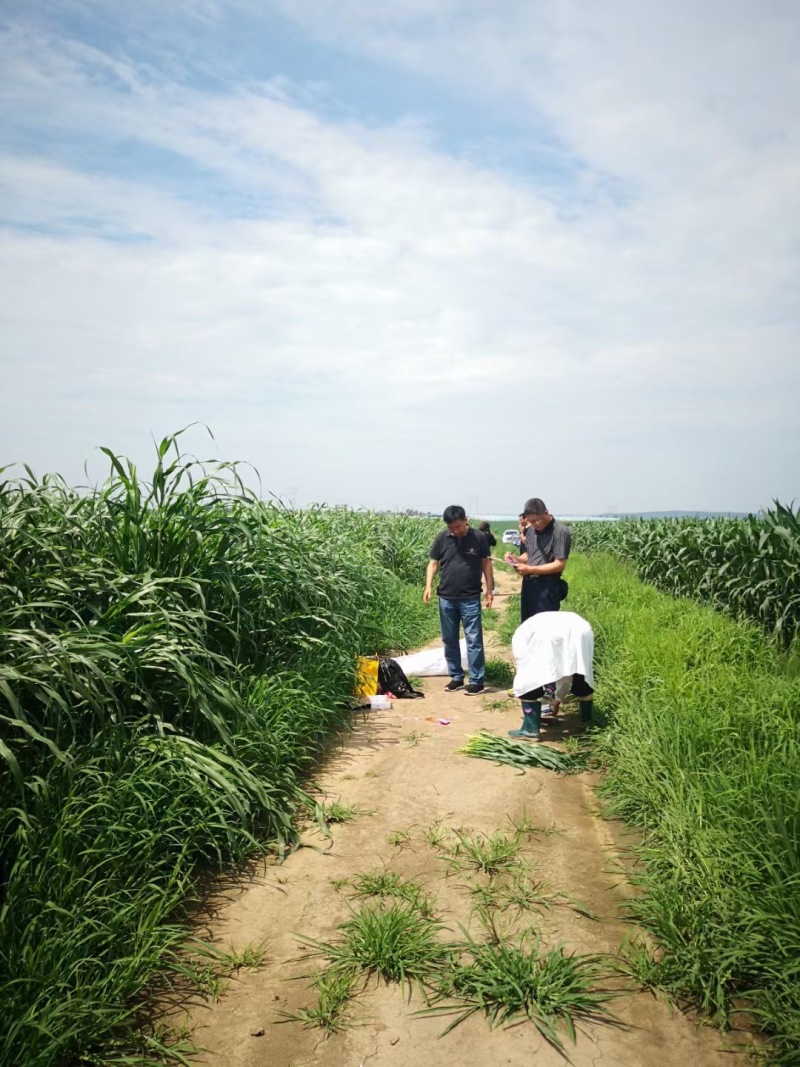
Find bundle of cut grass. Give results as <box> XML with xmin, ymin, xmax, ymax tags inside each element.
<box><xmin>460</xmin><ymin>731</ymin><xmax>582</xmax><ymax>773</ymax></box>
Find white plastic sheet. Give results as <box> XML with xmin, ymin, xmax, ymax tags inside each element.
<box><xmin>394</xmin><ymin>639</ymin><xmax>468</xmax><ymax>677</ymax></box>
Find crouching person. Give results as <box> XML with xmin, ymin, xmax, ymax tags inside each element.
<box><xmin>508</xmin><ymin>611</ymin><xmax>595</xmax><ymax>741</ymax></box>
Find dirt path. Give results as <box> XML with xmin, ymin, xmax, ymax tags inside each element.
<box><xmin>182</xmin><ymin>569</ymin><xmax>749</xmax><ymax>1066</ymax></box>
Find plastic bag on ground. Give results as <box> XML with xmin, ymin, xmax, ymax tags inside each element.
<box><xmin>393</xmin><ymin>639</ymin><xmax>467</xmax><ymax>677</ymax></box>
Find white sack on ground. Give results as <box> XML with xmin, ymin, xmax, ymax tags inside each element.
<box><xmin>511</xmin><ymin>612</ymin><xmax>594</xmax><ymax>698</ymax></box>
<box><xmin>394</xmin><ymin>639</ymin><xmax>467</xmax><ymax>677</ymax></box>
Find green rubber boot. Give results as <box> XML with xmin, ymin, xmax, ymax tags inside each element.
<box><xmin>508</xmin><ymin>701</ymin><xmax>541</xmax><ymax>741</ymax></box>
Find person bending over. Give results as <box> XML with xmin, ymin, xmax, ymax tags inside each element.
<box><xmin>507</xmin><ymin>611</ymin><xmax>594</xmax><ymax>741</ymax></box>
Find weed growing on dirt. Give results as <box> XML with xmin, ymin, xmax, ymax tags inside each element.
<box><xmin>444</xmin><ymin>830</ymin><xmax>522</xmax><ymax>876</ymax></box>
<box><xmin>188</xmin><ymin>938</ymin><xmax>270</xmax><ymax>974</ymax></box>
<box><xmin>505</xmin><ymin>810</ymin><xmax>558</xmax><ymax>838</ymax></box>
<box><xmin>320</xmin><ymin>799</ymin><xmax>375</xmax><ymax>824</ymax></box>
<box><xmin>278</xmin><ymin>968</ymin><xmax>358</xmax><ymax>1034</ymax></box>
<box><xmin>387</xmin><ymin>828</ymin><xmax>413</xmax><ymax>849</ymax></box>
<box><xmin>502</xmin><ymin>866</ymin><xmax>598</xmax><ymax>922</ymax></box>
<box><xmin>421</xmin><ymin>931</ymin><xmax>617</xmax><ymax>1051</ymax></box>
<box><xmin>303</xmin><ymin>902</ymin><xmax>452</xmax><ymax>992</ymax></box>
<box><xmin>421</xmin><ymin>821</ymin><xmax>451</xmax><ymax>850</ymax></box>
<box><xmin>350</xmin><ymin>869</ymin><xmax>436</xmax><ymax>918</ymax></box>
<box><xmin>402</xmin><ymin>730</ymin><xmax>426</xmax><ymax>747</ymax></box>
<box><xmin>481</xmin><ymin>696</ymin><xmax>515</xmax><ymax>713</ymax></box>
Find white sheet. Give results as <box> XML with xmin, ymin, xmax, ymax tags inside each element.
<box><xmin>393</xmin><ymin>639</ymin><xmax>468</xmax><ymax>677</ymax></box>
<box><xmin>511</xmin><ymin>611</ymin><xmax>594</xmax><ymax>698</ymax></box>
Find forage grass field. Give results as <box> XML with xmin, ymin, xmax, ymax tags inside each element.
<box><xmin>571</xmin><ymin>504</ymin><xmax>800</xmax><ymax>646</ymax></box>
<box><xmin>564</xmin><ymin>551</ymin><xmax>800</xmax><ymax>1064</ymax></box>
<box><xmin>0</xmin><ymin>433</ymin><xmax>440</xmax><ymax>1066</ymax></box>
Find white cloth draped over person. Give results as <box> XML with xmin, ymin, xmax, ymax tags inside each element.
<box><xmin>511</xmin><ymin>611</ymin><xmax>594</xmax><ymax>698</ymax></box>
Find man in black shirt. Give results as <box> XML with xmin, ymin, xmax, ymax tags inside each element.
<box><xmin>424</xmin><ymin>505</ymin><xmax>493</xmax><ymax>695</ymax></box>
<box><xmin>505</xmin><ymin>497</ymin><xmax>570</xmax><ymax>622</ymax></box>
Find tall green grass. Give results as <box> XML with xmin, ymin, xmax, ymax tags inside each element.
<box><xmin>567</xmin><ymin>553</ymin><xmax>800</xmax><ymax>1063</ymax></box>
<box><xmin>0</xmin><ymin>434</ymin><xmax>439</xmax><ymax>1066</ymax></box>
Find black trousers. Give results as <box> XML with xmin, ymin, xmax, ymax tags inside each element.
<box><xmin>520</xmin><ymin>673</ymin><xmax>594</xmax><ymax>702</ymax></box>
<box><xmin>520</xmin><ymin>577</ymin><xmax>565</xmax><ymax>623</ymax></box>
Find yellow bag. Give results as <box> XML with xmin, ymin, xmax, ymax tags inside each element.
<box><xmin>355</xmin><ymin>656</ymin><xmax>379</xmax><ymax>698</ymax></box>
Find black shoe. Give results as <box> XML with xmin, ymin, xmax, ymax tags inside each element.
<box><xmin>464</xmin><ymin>682</ymin><xmax>485</xmax><ymax>695</ymax></box>
<box><xmin>444</xmin><ymin>679</ymin><xmax>464</xmax><ymax>692</ymax></box>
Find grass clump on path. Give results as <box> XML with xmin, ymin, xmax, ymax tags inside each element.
<box><xmin>278</xmin><ymin>968</ymin><xmax>359</xmax><ymax>1034</ymax></box>
<box><xmin>349</xmin><ymin>868</ymin><xmax>436</xmax><ymax>918</ymax></box>
<box><xmin>421</xmin><ymin>930</ymin><xmax>617</xmax><ymax>1051</ymax></box>
<box><xmin>300</xmin><ymin>901</ymin><xmax>453</xmax><ymax>992</ymax></box>
<box><xmin>442</xmin><ymin>829</ymin><xmax>522</xmax><ymax>876</ymax></box>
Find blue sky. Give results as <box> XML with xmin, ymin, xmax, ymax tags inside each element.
<box><xmin>1</xmin><ymin>0</ymin><xmax>798</xmax><ymax>514</ymax></box>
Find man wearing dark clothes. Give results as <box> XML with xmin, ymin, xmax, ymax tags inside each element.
<box><xmin>478</xmin><ymin>520</ymin><xmax>496</xmax><ymax>547</ymax></box>
<box><xmin>424</xmin><ymin>506</ymin><xmax>493</xmax><ymax>695</ymax></box>
<box><xmin>504</xmin><ymin>498</ymin><xmax>570</xmax><ymax>622</ymax></box>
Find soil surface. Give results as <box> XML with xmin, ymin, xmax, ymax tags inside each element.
<box><xmin>181</xmin><ymin>567</ymin><xmax>751</xmax><ymax>1066</ymax></box>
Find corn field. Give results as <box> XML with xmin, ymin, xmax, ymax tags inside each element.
<box><xmin>0</xmin><ymin>434</ymin><xmax>439</xmax><ymax>1066</ymax></box>
<box><xmin>571</xmin><ymin>503</ymin><xmax>800</xmax><ymax>645</ymax></box>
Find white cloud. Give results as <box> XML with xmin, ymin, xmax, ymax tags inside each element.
<box><xmin>0</xmin><ymin>4</ymin><xmax>798</xmax><ymax>511</ymax></box>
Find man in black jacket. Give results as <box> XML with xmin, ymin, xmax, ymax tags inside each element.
<box><xmin>424</xmin><ymin>506</ymin><xmax>493</xmax><ymax>695</ymax></box>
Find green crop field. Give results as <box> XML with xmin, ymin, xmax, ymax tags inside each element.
<box><xmin>0</xmin><ymin>434</ymin><xmax>439</xmax><ymax>1066</ymax></box>
<box><xmin>3</xmin><ymin>449</ymin><xmax>800</xmax><ymax>1065</ymax></box>
<box><xmin>565</xmin><ymin>549</ymin><xmax>800</xmax><ymax>1065</ymax></box>
<box><xmin>571</xmin><ymin>506</ymin><xmax>800</xmax><ymax>646</ymax></box>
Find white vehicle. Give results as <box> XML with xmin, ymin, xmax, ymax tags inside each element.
<box><xmin>502</xmin><ymin>529</ymin><xmax>521</xmax><ymax>546</ymax></box>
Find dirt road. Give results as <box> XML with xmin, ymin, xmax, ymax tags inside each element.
<box><xmin>182</xmin><ymin>568</ymin><xmax>749</xmax><ymax>1066</ymax></box>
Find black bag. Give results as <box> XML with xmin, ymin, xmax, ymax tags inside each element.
<box><xmin>377</xmin><ymin>657</ymin><xmax>425</xmax><ymax>699</ymax></box>
<box><xmin>559</xmin><ymin>578</ymin><xmax>569</xmax><ymax>601</ymax></box>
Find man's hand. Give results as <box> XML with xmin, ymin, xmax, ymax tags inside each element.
<box><xmin>423</xmin><ymin>587</ymin><xmax>432</xmax><ymax>604</ymax></box>
<box><xmin>504</xmin><ymin>551</ymin><xmax>518</xmax><ymax>566</ymax></box>
<box><xmin>515</xmin><ymin>563</ymin><xmax>537</xmax><ymax>577</ymax></box>
<box><xmin>484</xmin><ymin>591</ymin><xmax>494</xmax><ymax>609</ymax></box>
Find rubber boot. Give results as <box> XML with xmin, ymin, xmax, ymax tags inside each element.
<box><xmin>508</xmin><ymin>701</ymin><xmax>541</xmax><ymax>741</ymax></box>
<box><xmin>579</xmin><ymin>699</ymin><xmax>593</xmax><ymax>723</ymax></box>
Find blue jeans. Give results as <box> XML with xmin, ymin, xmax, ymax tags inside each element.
<box><xmin>438</xmin><ymin>596</ymin><xmax>485</xmax><ymax>685</ymax></box>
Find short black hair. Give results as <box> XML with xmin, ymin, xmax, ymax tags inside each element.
<box><xmin>523</xmin><ymin>497</ymin><xmax>548</xmax><ymax>516</ymax></box>
<box><xmin>442</xmin><ymin>505</ymin><xmax>466</xmax><ymax>524</ymax></box>
<box><xmin>478</xmin><ymin>520</ymin><xmax>491</xmax><ymax>531</ymax></box>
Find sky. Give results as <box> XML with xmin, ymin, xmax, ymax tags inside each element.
<box><xmin>1</xmin><ymin>1</ymin><xmax>798</xmax><ymax>515</ymax></box>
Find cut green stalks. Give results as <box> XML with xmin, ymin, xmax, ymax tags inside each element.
<box><xmin>461</xmin><ymin>732</ymin><xmax>586</xmax><ymax>774</ymax></box>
